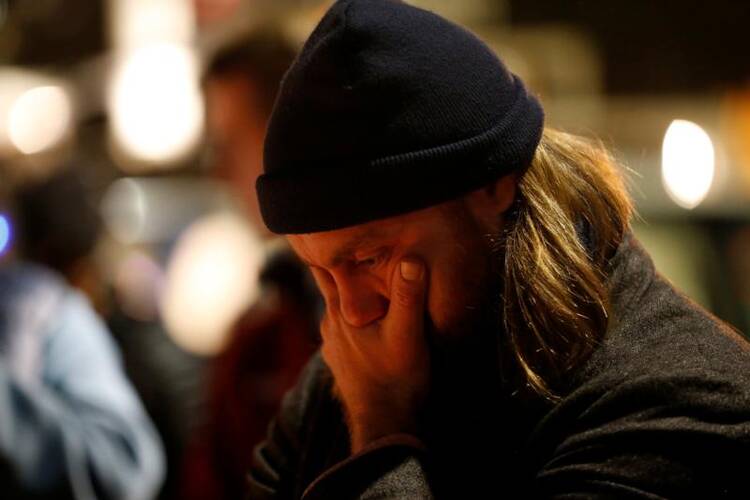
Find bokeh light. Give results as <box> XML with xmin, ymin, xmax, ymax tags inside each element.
<box><xmin>109</xmin><ymin>43</ymin><xmax>204</xmax><ymax>164</ymax></box>
<box><xmin>661</xmin><ymin>119</ymin><xmax>716</xmax><ymax>209</ymax></box>
<box><xmin>160</xmin><ymin>212</ymin><xmax>265</xmax><ymax>356</ymax></box>
<box><xmin>0</xmin><ymin>213</ymin><xmax>11</xmax><ymax>256</ymax></box>
<box><xmin>114</xmin><ymin>249</ymin><xmax>165</xmax><ymax>322</ymax></box>
<box><xmin>112</xmin><ymin>0</ymin><xmax>194</xmax><ymax>49</ymax></box>
<box><xmin>7</xmin><ymin>85</ymin><xmax>72</xmax><ymax>155</ymax></box>
<box><xmin>100</xmin><ymin>178</ymin><xmax>148</xmax><ymax>245</ymax></box>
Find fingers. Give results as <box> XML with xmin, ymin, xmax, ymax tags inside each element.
<box><xmin>385</xmin><ymin>257</ymin><xmax>427</xmax><ymax>337</ymax></box>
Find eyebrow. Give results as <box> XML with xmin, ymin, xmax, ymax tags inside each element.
<box><xmin>303</xmin><ymin>229</ymin><xmax>385</xmax><ymax>269</ymax></box>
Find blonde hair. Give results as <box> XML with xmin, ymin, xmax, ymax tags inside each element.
<box><xmin>500</xmin><ymin>128</ymin><xmax>633</xmax><ymax>401</ymax></box>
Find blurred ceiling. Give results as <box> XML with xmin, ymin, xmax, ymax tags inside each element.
<box><xmin>0</xmin><ymin>0</ymin><xmax>104</xmax><ymax>66</ymax></box>
<box><xmin>508</xmin><ymin>0</ymin><xmax>750</xmax><ymax>94</ymax></box>
<box><xmin>0</xmin><ymin>0</ymin><xmax>747</xmax><ymax>219</ymax></box>
<box><xmin>1</xmin><ymin>0</ymin><xmax>747</xmax><ymax>96</ymax></box>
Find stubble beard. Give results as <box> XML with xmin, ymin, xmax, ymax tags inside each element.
<box><xmin>420</xmin><ymin>235</ymin><xmax>506</xmax><ymax>430</ymax></box>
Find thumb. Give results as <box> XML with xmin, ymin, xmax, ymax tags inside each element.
<box><xmin>386</xmin><ymin>258</ymin><xmax>427</xmax><ymax>336</ymax></box>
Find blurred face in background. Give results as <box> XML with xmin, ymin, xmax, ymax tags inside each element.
<box><xmin>205</xmin><ymin>72</ymin><xmax>271</xmax><ymax>237</ymax></box>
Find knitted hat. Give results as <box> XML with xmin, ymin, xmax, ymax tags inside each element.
<box><xmin>258</xmin><ymin>0</ymin><xmax>544</xmax><ymax>234</ymax></box>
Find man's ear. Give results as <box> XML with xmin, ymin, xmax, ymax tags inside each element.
<box><xmin>465</xmin><ymin>174</ymin><xmax>517</xmax><ymax>230</ymax></box>
<box><xmin>485</xmin><ymin>174</ymin><xmax>517</xmax><ymax>214</ymax></box>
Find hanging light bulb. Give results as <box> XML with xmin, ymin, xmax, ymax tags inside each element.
<box><xmin>661</xmin><ymin>119</ymin><xmax>715</xmax><ymax>209</ymax></box>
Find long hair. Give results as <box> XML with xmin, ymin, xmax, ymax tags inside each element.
<box><xmin>500</xmin><ymin>128</ymin><xmax>633</xmax><ymax>401</ymax></box>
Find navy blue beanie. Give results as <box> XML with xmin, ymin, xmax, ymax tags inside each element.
<box><xmin>258</xmin><ymin>0</ymin><xmax>544</xmax><ymax>234</ymax></box>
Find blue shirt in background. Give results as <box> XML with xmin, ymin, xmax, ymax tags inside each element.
<box><xmin>0</xmin><ymin>262</ymin><xmax>165</xmax><ymax>500</ymax></box>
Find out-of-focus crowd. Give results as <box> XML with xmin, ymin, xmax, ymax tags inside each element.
<box><xmin>0</xmin><ymin>17</ymin><xmax>320</xmax><ymax>499</ymax></box>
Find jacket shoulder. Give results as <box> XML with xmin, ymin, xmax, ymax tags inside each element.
<box><xmin>249</xmin><ymin>351</ymin><xmax>346</xmax><ymax>498</ymax></box>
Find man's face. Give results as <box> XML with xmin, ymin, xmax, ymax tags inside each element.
<box><xmin>287</xmin><ymin>199</ymin><xmax>497</xmax><ymax>345</ymax></box>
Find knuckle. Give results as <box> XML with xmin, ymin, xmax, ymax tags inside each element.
<box><xmin>394</xmin><ymin>286</ymin><xmax>418</xmax><ymax>308</ymax></box>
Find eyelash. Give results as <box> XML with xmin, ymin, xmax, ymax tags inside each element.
<box><xmin>354</xmin><ymin>252</ymin><xmax>384</xmax><ymax>268</ymax></box>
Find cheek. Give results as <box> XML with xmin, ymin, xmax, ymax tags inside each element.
<box><xmin>425</xmin><ymin>267</ymin><xmax>464</xmax><ymax>336</ymax></box>
<box><xmin>424</xmin><ymin>247</ymin><xmax>490</xmax><ymax>337</ymax></box>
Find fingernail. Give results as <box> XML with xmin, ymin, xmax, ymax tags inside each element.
<box><xmin>400</xmin><ymin>260</ymin><xmax>422</xmax><ymax>281</ymax></box>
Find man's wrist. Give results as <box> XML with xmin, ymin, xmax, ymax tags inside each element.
<box><xmin>349</xmin><ymin>415</ymin><xmax>419</xmax><ymax>453</ymax></box>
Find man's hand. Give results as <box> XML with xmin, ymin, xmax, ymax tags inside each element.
<box><xmin>320</xmin><ymin>258</ymin><xmax>430</xmax><ymax>454</ymax></box>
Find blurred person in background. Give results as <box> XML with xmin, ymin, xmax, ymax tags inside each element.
<box><xmin>12</xmin><ymin>168</ymin><xmax>106</xmax><ymax>310</ymax></box>
<box><xmin>0</xmin><ymin>171</ymin><xmax>165</xmax><ymax>499</ymax></box>
<box><xmin>247</xmin><ymin>1</ymin><xmax>750</xmax><ymax>498</ymax></box>
<box><xmin>179</xmin><ymin>29</ymin><xmax>319</xmax><ymax>500</ymax></box>
<box><xmin>14</xmin><ymin>167</ymin><xmax>209</xmax><ymax>500</ymax></box>
<box><xmin>203</xmin><ymin>29</ymin><xmax>298</xmax><ymax>236</ymax></box>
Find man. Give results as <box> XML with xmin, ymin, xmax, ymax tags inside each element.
<box><xmin>248</xmin><ymin>0</ymin><xmax>750</xmax><ymax>498</ymax></box>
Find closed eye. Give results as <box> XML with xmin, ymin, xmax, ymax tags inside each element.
<box><xmin>355</xmin><ymin>256</ymin><xmax>380</xmax><ymax>267</ymax></box>
<box><xmin>353</xmin><ymin>249</ymin><xmax>388</xmax><ymax>269</ymax></box>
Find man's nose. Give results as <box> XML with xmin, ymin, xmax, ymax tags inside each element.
<box><xmin>337</xmin><ymin>281</ymin><xmax>388</xmax><ymax>328</ymax></box>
